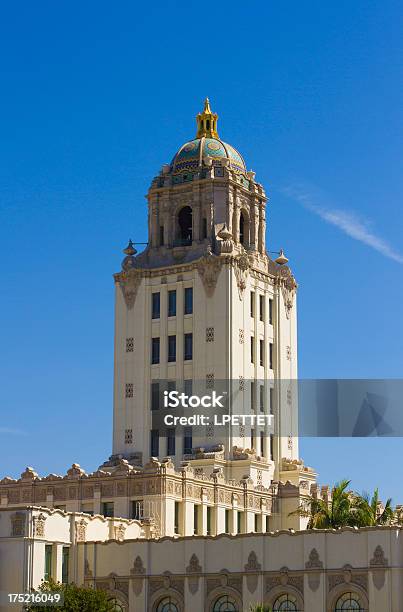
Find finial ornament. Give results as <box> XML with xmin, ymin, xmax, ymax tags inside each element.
<box><xmin>196</xmin><ymin>98</ymin><xmax>219</xmax><ymax>139</ymax></box>
<box><xmin>123</xmin><ymin>239</ymin><xmax>137</xmax><ymax>256</ymax></box>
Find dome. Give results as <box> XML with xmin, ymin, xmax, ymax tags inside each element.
<box><xmin>170</xmin><ymin>99</ymin><xmax>247</xmax><ymax>175</ymax></box>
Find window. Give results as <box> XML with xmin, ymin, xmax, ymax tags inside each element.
<box><xmin>178</xmin><ymin>206</ymin><xmax>192</xmax><ymax>243</ymax></box>
<box><xmin>152</xmin><ymin>292</ymin><xmax>160</xmax><ymax>319</ymax></box>
<box><xmin>168</xmin><ymin>335</ymin><xmax>176</xmax><ymax>362</ymax></box>
<box><xmin>151</xmin><ymin>382</ymin><xmax>160</xmax><ymax>410</ymax></box>
<box><xmin>225</xmin><ymin>509</ymin><xmax>230</xmax><ymax>534</ymax></box>
<box><xmin>269</xmin><ymin>342</ymin><xmax>273</xmax><ymax>369</ymax></box>
<box><xmin>237</xmin><ymin>511</ymin><xmax>243</xmax><ymax>534</ymax></box>
<box><xmin>156</xmin><ymin>596</ymin><xmax>179</xmax><ymax>612</ymax></box>
<box><xmin>184</xmin><ymin>287</ymin><xmax>193</xmax><ymax>314</ymax></box>
<box><xmin>167</xmin><ymin>429</ymin><xmax>175</xmax><ymax>456</ymax></box>
<box><xmin>62</xmin><ymin>547</ymin><xmax>69</xmax><ymax>584</ymax></box>
<box><xmin>168</xmin><ymin>290</ymin><xmax>177</xmax><ymax>317</ymax></box>
<box><xmin>150</xmin><ymin>429</ymin><xmax>159</xmax><ymax>457</ymax></box>
<box><xmin>260</xmin><ymin>431</ymin><xmax>264</xmax><ymax>456</ymax></box>
<box><xmin>250</xmin><ymin>291</ymin><xmax>255</xmax><ymax>317</ymax></box>
<box><xmin>240</xmin><ymin>211</ymin><xmax>246</xmax><ymax>245</ymax></box>
<box><xmin>151</xmin><ymin>337</ymin><xmax>160</xmax><ymax>364</ymax></box>
<box><xmin>213</xmin><ymin>595</ymin><xmax>238</xmax><ymax>612</ymax></box>
<box><xmin>131</xmin><ymin>500</ymin><xmax>143</xmax><ymax>520</ymax></box>
<box><xmin>273</xmin><ymin>594</ymin><xmax>301</xmax><ymax>611</ymax></box>
<box><xmin>102</xmin><ymin>502</ymin><xmax>114</xmax><ymax>518</ymax></box>
<box><xmin>184</xmin><ymin>333</ymin><xmax>193</xmax><ymax>360</ymax></box>
<box><xmin>184</xmin><ymin>379</ymin><xmax>192</xmax><ymax>396</ymax></box>
<box><xmin>174</xmin><ymin>501</ymin><xmax>180</xmax><ymax>534</ymax></box>
<box><xmin>270</xmin><ymin>387</ymin><xmax>274</xmax><ymax>414</ymax></box>
<box><xmin>194</xmin><ymin>505</ymin><xmax>199</xmax><ymax>534</ymax></box>
<box><xmin>206</xmin><ymin>506</ymin><xmax>212</xmax><ymax>535</ymax></box>
<box><xmin>259</xmin><ymin>294</ymin><xmax>265</xmax><ymax>321</ymax></box>
<box><xmin>254</xmin><ymin>513</ymin><xmax>259</xmax><ymax>532</ymax></box>
<box><xmin>183</xmin><ymin>426</ymin><xmax>192</xmax><ymax>454</ymax></box>
<box><xmin>260</xmin><ymin>339</ymin><xmax>264</xmax><ymax>366</ymax></box>
<box><xmin>159</xmin><ymin>225</ymin><xmax>164</xmax><ymax>246</ymax></box>
<box><xmin>270</xmin><ymin>434</ymin><xmax>274</xmax><ymax>461</ymax></box>
<box><xmin>251</xmin><ymin>336</ymin><xmax>255</xmax><ymax>363</ymax></box>
<box><xmin>202</xmin><ymin>217</ymin><xmax>208</xmax><ymax>239</ymax></box>
<box><xmin>269</xmin><ymin>297</ymin><xmax>273</xmax><ymax>324</ymax></box>
<box><xmin>251</xmin><ymin>429</ymin><xmax>255</xmax><ymax>449</ymax></box>
<box><xmin>335</xmin><ymin>592</ymin><xmax>366</xmax><ymax>611</ymax></box>
<box><xmin>44</xmin><ymin>545</ymin><xmax>52</xmax><ymax>580</ymax></box>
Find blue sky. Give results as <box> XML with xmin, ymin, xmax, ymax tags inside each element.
<box><xmin>1</xmin><ymin>2</ymin><xmax>402</xmax><ymax>501</ymax></box>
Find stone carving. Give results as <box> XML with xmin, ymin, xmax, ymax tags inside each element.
<box><xmin>115</xmin><ymin>523</ymin><xmax>126</xmax><ymax>541</ymax></box>
<box><xmin>217</xmin><ymin>224</ymin><xmax>234</xmax><ymax>254</ymax></box>
<box><xmin>305</xmin><ymin>548</ymin><xmax>323</xmax><ymax>570</ymax></box>
<box><xmin>10</xmin><ymin>512</ymin><xmax>25</xmax><ymax>537</ymax></box>
<box><xmin>244</xmin><ymin>551</ymin><xmax>261</xmax><ymax>594</ymax></box>
<box><xmin>370</xmin><ymin>545</ymin><xmax>388</xmax><ymax>567</ymax></box>
<box><xmin>131</xmin><ymin>555</ymin><xmax>145</xmax><ymax>596</ymax></box>
<box><xmin>118</xmin><ymin>269</ymin><xmax>143</xmax><ymax>309</ymax></box>
<box><xmin>76</xmin><ymin>518</ymin><xmax>87</xmax><ymax>542</ymax></box>
<box><xmin>20</xmin><ymin>467</ymin><xmax>38</xmax><ymax>481</ymax></box>
<box><xmin>233</xmin><ymin>254</ymin><xmax>250</xmax><ymax>299</ymax></box>
<box><xmin>187</xmin><ymin>554</ymin><xmax>202</xmax><ymax>594</ymax></box>
<box><xmin>279</xmin><ymin>269</ymin><xmax>297</xmax><ymax>319</ymax></box>
<box><xmin>66</xmin><ymin>463</ymin><xmax>85</xmax><ymax>479</ymax></box>
<box><xmin>33</xmin><ymin>513</ymin><xmax>46</xmax><ymax>537</ymax></box>
<box><xmin>197</xmin><ymin>252</ymin><xmax>223</xmax><ymax>296</ymax></box>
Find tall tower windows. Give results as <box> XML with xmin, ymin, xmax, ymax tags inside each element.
<box><xmin>184</xmin><ymin>333</ymin><xmax>193</xmax><ymax>360</ymax></box>
<box><xmin>239</xmin><ymin>210</ymin><xmax>250</xmax><ymax>246</ymax></box>
<box><xmin>177</xmin><ymin>206</ymin><xmax>192</xmax><ymax>244</ymax></box>
<box><xmin>152</xmin><ymin>292</ymin><xmax>160</xmax><ymax>319</ymax></box>
<box><xmin>184</xmin><ymin>287</ymin><xmax>193</xmax><ymax>314</ymax></box>
<box><xmin>151</xmin><ymin>338</ymin><xmax>160</xmax><ymax>364</ymax></box>
<box><xmin>168</xmin><ymin>290</ymin><xmax>177</xmax><ymax>317</ymax></box>
<box><xmin>168</xmin><ymin>336</ymin><xmax>176</xmax><ymax>362</ymax></box>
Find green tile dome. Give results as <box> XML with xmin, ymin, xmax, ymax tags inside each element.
<box><xmin>171</xmin><ymin>136</ymin><xmax>246</xmax><ymax>174</ymax></box>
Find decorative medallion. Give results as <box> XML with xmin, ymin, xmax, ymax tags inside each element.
<box><xmin>197</xmin><ymin>252</ymin><xmax>223</xmax><ymax>296</ymax></box>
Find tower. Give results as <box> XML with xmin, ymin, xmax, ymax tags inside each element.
<box><xmin>112</xmin><ymin>99</ymin><xmax>299</xmax><ymax>489</ymax></box>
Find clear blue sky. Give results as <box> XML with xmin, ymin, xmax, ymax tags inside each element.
<box><xmin>1</xmin><ymin>2</ymin><xmax>402</xmax><ymax>501</ymax></box>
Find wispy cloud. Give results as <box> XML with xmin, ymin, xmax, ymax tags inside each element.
<box><xmin>0</xmin><ymin>427</ymin><xmax>28</xmax><ymax>436</ymax></box>
<box><xmin>282</xmin><ymin>185</ymin><xmax>403</xmax><ymax>265</ymax></box>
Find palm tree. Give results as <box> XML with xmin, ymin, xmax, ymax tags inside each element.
<box><xmin>292</xmin><ymin>479</ymin><xmax>355</xmax><ymax>529</ymax></box>
<box><xmin>352</xmin><ymin>488</ymin><xmax>394</xmax><ymax>527</ymax></box>
<box><xmin>249</xmin><ymin>605</ymin><xmax>272</xmax><ymax>612</ymax></box>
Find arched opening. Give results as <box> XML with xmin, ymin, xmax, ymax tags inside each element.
<box><xmin>155</xmin><ymin>596</ymin><xmax>180</xmax><ymax>612</ymax></box>
<box><xmin>273</xmin><ymin>593</ymin><xmax>301</xmax><ymax>611</ymax></box>
<box><xmin>239</xmin><ymin>210</ymin><xmax>249</xmax><ymax>247</ymax></box>
<box><xmin>177</xmin><ymin>206</ymin><xmax>192</xmax><ymax>245</ymax></box>
<box><xmin>334</xmin><ymin>592</ymin><xmax>367</xmax><ymax>611</ymax></box>
<box><xmin>212</xmin><ymin>594</ymin><xmax>239</xmax><ymax>611</ymax></box>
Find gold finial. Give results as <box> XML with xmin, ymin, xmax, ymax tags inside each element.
<box><xmin>196</xmin><ymin>97</ymin><xmax>219</xmax><ymax>139</ymax></box>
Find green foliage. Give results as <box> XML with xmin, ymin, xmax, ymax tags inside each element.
<box><xmin>249</xmin><ymin>605</ymin><xmax>272</xmax><ymax>612</ymax></box>
<box><xmin>291</xmin><ymin>480</ymin><xmax>395</xmax><ymax>529</ymax></box>
<box><xmin>24</xmin><ymin>579</ymin><xmax>116</xmax><ymax>612</ymax></box>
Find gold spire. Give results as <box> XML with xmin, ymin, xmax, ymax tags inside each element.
<box><xmin>196</xmin><ymin>97</ymin><xmax>219</xmax><ymax>139</ymax></box>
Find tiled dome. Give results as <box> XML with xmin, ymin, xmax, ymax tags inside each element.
<box><xmin>171</xmin><ymin>136</ymin><xmax>246</xmax><ymax>174</ymax></box>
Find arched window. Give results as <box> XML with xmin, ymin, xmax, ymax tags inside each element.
<box><xmin>273</xmin><ymin>593</ymin><xmax>301</xmax><ymax>611</ymax></box>
<box><xmin>212</xmin><ymin>594</ymin><xmax>239</xmax><ymax>611</ymax></box>
<box><xmin>156</xmin><ymin>596</ymin><xmax>179</xmax><ymax>612</ymax></box>
<box><xmin>335</xmin><ymin>592</ymin><xmax>367</xmax><ymax>611</ymax></box>
<box><xmin>239</xmin><ymin>211</ymin><xmax>245</xmax><ymax>245</ymax></box>
<box><xmin>108</xmin><ymin>598</ymin><xmax>125</xmax><ymax>612</ymax></box>
<box><xmin>178</xmin><ymin>206</ymin><xmax>192</xmax><ymax>244</ymax></box>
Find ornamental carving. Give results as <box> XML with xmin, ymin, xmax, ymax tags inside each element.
<box><xmin>197</xmin><ymin>252</ymin><xmax>223</xmax><ymax>296</ymax></box>
<box><xmin>115</xmin><ymin>523</ymin><xmax>126</xmax><ymax>541</ymax></box>
<box><xmin>76</xmin><ymin>518</ymin><xmax>87</xmax><ymax>542</ymax></box>
<box><xmin>370</xmin><ymin>545</ymin><xmax>388</xmax><ymax>567</ymax></box>
<box><xmin>233</xmin><ymin>254</ymin><xmax>250</xmax><ymax>300</ymax></box>
<box><xmin>305</xmin><ymin>548</ymin><xmax>323</xmax><ymax>570</ymax></box>
<box><xmin>370</xmin><ymin>545</ymin><xmax>388</xmax><ymax>591</ymax></box>
<box><xmin>245</xmin><ymin>551</ymin><xmax>261</xmax><ymax>594</ymax></box>
<box><xmin>186</xmin><ymin>554</ymin><xmax>202</xmax><ymax>595</ymax></box>
<box><xmin>118</xmin><ymin>269</ymin><xmax>143</xmax><ymax>309</ymax></box>
<box><xmin>33</xmin><ymin>513</ymin><xmax>46</xmax><ymax>537</ymax></box>
<box><xmin>278</xmin><ymin>268</ymin><xmax>297</xmax><ymax>319</ymax></box>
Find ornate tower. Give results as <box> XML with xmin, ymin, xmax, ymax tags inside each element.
<box><xmin>112</xmin><ymin>99</ymin><xmax>299</xmax><ymax>488</ymax></box>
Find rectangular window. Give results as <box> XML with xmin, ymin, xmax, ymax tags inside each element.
<box><xmin>152</xmin><ymin>292</ymin><xmax>160</xmax><ymax>319</ymax></box>
<box><xmin>225</xmin><ymin>509</ymin><xmax>230</xmax><ymax>534</ymax></box>
<box><xmin>202</xmin><ymin>218</ymin><xmax>208</xmax><ymax>239</ymax></box>
<box><xmin>62</xmin><ymin>547</ymin><xmax>69</xmax><ymax>584</ymax></box>
<box><xmin>184</xmin><ymin>333</ymin><xmax>193</xmax><ymax>360</ymax></box>
<box><xmin>270</xmin><ymin>387</ymin><xmax>274</xmax><ymax>414</ymax></box>
<box><xmin>194</xmin><ymin>505</ymin><xmax>199</xmax><ymax>535</ymax></box>
<box><xmin>259</xmin><ymin>384</ymin><xmax>264</xmax><ymax>412</ymax></box>
<box><xmin>44</xmin><ymin>545</ymin><xmax>52</xmax><ymax>581</ymax></box>
<box><xmin>167</xmin><ymin>429</ymin><xmax>175</xmax><ymax>456</ymax></box>
<box><xmin>184</xmin><ymin>287</ymin><xmax>193</xmax><ymax>314</ymax></box>
<box><xmin>206</xmin><ymin>506</ymin><xmax>212</xmax><ymax>535</ymax></box>
<box><xmin>237</xmin><ymin>511</ymin><xmax>242</xmax><ymax>534</ymax></box>
<box><xmin>269</xmin><ymin>342</ymin><xmax>273</xmax><ymax>369</ymax></box>
<box><xmin>168</xmin><ymin>290</ymin><xmax>177</xmax><ymax>317</ymax></box>
<box><xmin>251</xmin><ymin>381</ymin><xmax>255</xmax><ymax>410</ymax></box>
<box><xmin>270</xmin><ymin>434</ymin><xmax>274</xmax><ymax>461</ymax></box>
<box><xmin>260</xmin><ymin>431</ymin><xmax>264</xmax><ymax>456</ymax></box>
<box><xmin>250</xmin><ymin>336</ymin><xmax>255</xmax><ymax>363</ymax></box>
<box><xmin>266</xmin><ymin>515</ymin><xmax>270</xmax><ymax>532</ymax></box>
<box><xmin>251</xmin><ymin>429</ymin><xmax>255</xmax><ymax>449</ymax></box>
<box><xmin>131</xmin><ymin>500</ymin><xmax>144</xmax><ymax>520</ymax></box>
<box><xmin>150</xmin><ymin>429</ymin><xmax>159</xmax><ymax>457</ymax></box>
<box><xmin>259</xmin><ymin>295</ymin><xmax>265</xmax><ymax>321</ymax></box>
<box><xmin>254</xmin><ymin>513</ymin><xmax>259</xmax><ymax>533</ymax></box>
<box><xmin>168</xmin><ymin>335</ymin><xmax>176</xmax><ymax>362</ymax></box>
<box><xmin>151</xmin><ymin>337</ymin><xmax>160</xmax><ymax>364</ymax></box>
<box><xmin>102</xmin><ymin>502</ymin><xmax>114</xmax><ymax>518</ymax></box>
<box><xmin>167</xmin><ymin>380</ymin><xmax>176</xmax><ymax>393</ymax></box>
<box><xmin>183</xmin><ymin>426</ymin><xmax>192</xmax><ymax>454</ymax></box>
<box><xmin>174</xmin><ymin>501</ymin><xmax>180</xmax><ymax>534</ymax></box>
<box><xmin>151</xmin><ymin>382</ymin><xmax>160</xmax><ymax>410</ymax></box>
<box><xmin>184</xmin><ymin>379</ymin><xmax>192</xmax><ymax>396</ymax></box>
<box><xmin>250</xmin><ymin>291</ymin><xmax>255</xmax><ymax>317</ymax></box>
<box><xmin>260</xmin><ymin>339</ymin><xmax>264</xmax><ymax>366</ymax></box>
<box><xmin>269</xmin><ymin>298</ymin><xmax>273</xmax><ymax>325</ymax></box>
<box><xmin>159</xmin><ymin>225</ymin><xmax>164</xmax><ymax>246</ymax></box>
